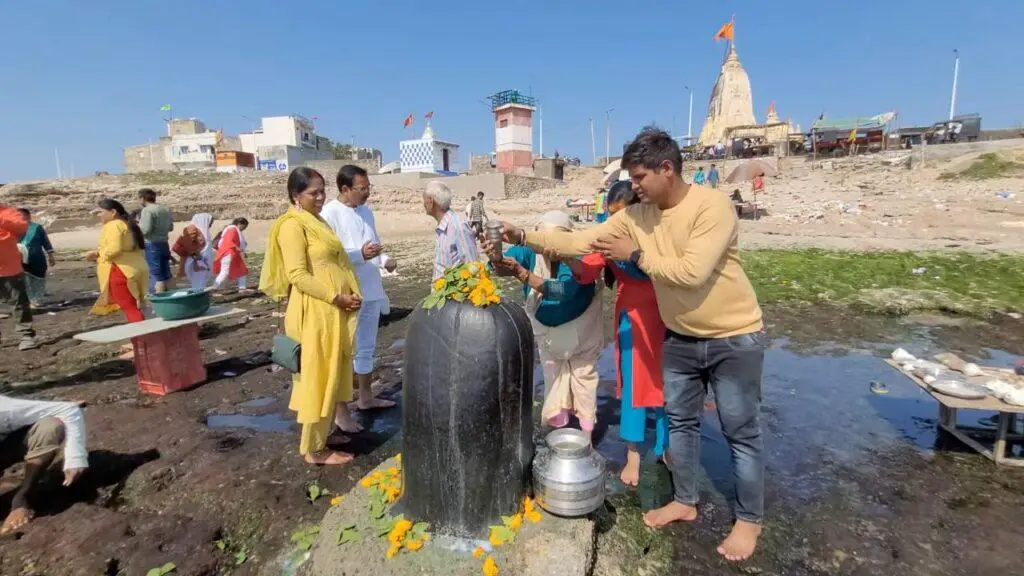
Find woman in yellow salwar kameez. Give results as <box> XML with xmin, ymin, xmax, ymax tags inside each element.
<box><xmin>259</xmin><ymin>168</ymin><xmax>363</xmax><ymax>465</ymax></box>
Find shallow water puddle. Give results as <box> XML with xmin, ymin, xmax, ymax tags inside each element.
<box><xmin>207</xmin><ymin>412</ymin><xmax>296</xmax><ymax>433</ymax></box>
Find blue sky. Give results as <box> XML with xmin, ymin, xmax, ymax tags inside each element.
<box><xmin>1</xmin><ymin>0</ymin><xmax>1021</xmax><ymax>182</ymax></box>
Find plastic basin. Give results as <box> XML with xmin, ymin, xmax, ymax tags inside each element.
<box><xmin>149</xmin><ymin>289</ymin><xmax>211</xmax><ymax>321</ymax></box>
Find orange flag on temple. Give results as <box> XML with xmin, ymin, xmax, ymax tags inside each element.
<box><xmin>714</xmin><ymin>19</ymin><xmax>735</xmax><ymax>42</ymax></box>
<box><xmin>403</xmin><ymin>114</ymin><xmax>414</xmax><ymax>128</ymax></box>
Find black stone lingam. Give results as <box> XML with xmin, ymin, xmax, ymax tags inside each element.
<box><xmin>401</xmin><ymin>300</ymin><xmax>535</xmax><ymax>538</ymax></box>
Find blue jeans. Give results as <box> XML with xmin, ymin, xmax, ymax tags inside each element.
<box><xmin>144</xmin><ymin>240</ymin><xmax>172</xmax><ymax>290</ymax></box>
<box><xmin>662</xmin><ymin>330</ymin><xmax>765</xmax><ymax>523</ymax></box>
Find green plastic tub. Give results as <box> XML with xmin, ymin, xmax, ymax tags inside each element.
<box><xmin>149</xmin><ymin>289</ymin><xmax>211</xmax><ymax>321</ymax></box>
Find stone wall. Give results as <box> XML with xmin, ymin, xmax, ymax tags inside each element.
<box><xmin>470</xmin><ymin>155</ymin><xmax>496</xmax><ymax>174</ymax></box>
<box><xmin>124</xmin><ymin>141</ymin><xmax>173</xmax><ymax>174</ymax></box>
<box><xmin>303</xmin><ymin>158</ymin><xmax>383</xmax><ymax>179</ymax></box>
<box><xmin>366</xmin><ymin>172</ymin><xmax>554</xmax><ymax>200</ymax></box>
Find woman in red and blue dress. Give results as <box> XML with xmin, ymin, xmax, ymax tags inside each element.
<box><xmin>565</xmin><ymin>180</ymin><xmax>667</xmax><ymax>486</ymax></box>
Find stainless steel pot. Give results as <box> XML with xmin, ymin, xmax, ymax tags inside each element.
<box><xmin>532</xmin><ymin>428</ymin><xmax>605</xmax><ymax>517</ymax></box>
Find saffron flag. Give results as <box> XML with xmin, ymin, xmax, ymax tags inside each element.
<box><xmin>160</xmin><ymin>104</ymin><xmax>172</xmax><ymax>111</ymax></box>
<box><xmin>425</xmin><ymin>111</ymin><xmax>434</xmax><ymax>120</ymax></box>
<box><xmin>403</xmin><ymin>114</ymin><xmax>414</xmax><ymax>128</ymax></box>
<box><xmin>714</xmin><ymin>19</ymin><xmax>734</xmax><ymax>42</ymax></box>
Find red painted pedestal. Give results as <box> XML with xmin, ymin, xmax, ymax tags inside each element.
<box><xmin>131</xmin><ymin>324</ymin><xmax>207</xmax><ymax>395</ymax></box>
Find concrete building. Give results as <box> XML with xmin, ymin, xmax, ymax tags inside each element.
<box><xmin>169</xmin><ymin>131</ymin><xmax>242</xmax><ymax>170</ymax></box>
<box><xmin>399</xmin><ymin>123</ymin><xmax>459</xmax><ymax>174</ymax></box>
<box><xmin>239</xmin><ymin>115</ymin><xmax>333</xmax><ymax>172</ymax></box>
<box><xmin>697</xmin><ymin>44</ymin><xmax>757</xmax><ymax>147</ymax></box>
<box><xmin>489</xmin><ymin>90</ymin><xmax>536</xmax><ymax>176</ymax></box>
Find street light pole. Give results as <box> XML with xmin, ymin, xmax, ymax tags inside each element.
<box><xmin>686</xmin><ymin>86</ymin><xmax>694</xmax><ymax>145</ymax></box>
<box><xmin>604</xmin><ymin>107</ymin><xmax>614</xmax><ymax>163</ymax></box>
<box><xmin>589</xmin><ymin>118</ymin><xmax>597</xmax><ymax>167</ymax></box>
<box><xmin>948</xmin><ymin>49</ymin><xmax>960</xmax><ymax>120</ymax></box>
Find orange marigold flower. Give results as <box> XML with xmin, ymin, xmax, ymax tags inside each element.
<box><xmin>482</xmin><ymin>556</ymin><xmax>499</xmax><ymax>576</ymax></box>
<box><xmin>405</xmin><ymin>539</ymin><xmax>424</xmax><ymax>551</ymax></box>
<box><xmin>386</xmin><ymin>544</ymin><xmax>400</xmax><ymax>559</ymax></box>
<box><xmin>508</xmin><ymin>513</ymin><xmax>523</xmax><ymax>531</ymax></box>
<box><xmin>472</xmin><ymin>546</ymin><xmax>485</xmax><ymax>558</ymax></box>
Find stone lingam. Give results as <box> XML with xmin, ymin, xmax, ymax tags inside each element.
<box><xmin>400</xmin><ymin>293</ymin><xmax>535</xmax><ymax>538</ymax></box>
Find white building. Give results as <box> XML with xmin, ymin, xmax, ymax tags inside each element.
<box><xmin>240</xmin><ymin>115</ymin><xmax>333</xmax><ymax>172</ymax></box>
<box><xmin>400</xmin><ymin>124</ymin><xmax>459</xmax><ymax>174</ymax></box>
<box><xmin>168</xmin><ymin>132</ymin><xmax>242</xmax><ymax>170</ymax></box>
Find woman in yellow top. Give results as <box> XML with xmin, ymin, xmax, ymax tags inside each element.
<box><xmin>259</xmin><ymin>167</ymin><xmax>363</xmax><ymax>466</ymax></box>
<box><xmin>85</xmin><ymin>198</ymin><xmax>149</xmax><ymax>323</ymax></box>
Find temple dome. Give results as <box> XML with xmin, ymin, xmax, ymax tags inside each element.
<box><xmin>696</xmin><ymin>44</ymin><xmax>757</xmax><ymax>146</ymax></box>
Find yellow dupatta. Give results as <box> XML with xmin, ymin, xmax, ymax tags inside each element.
<box><xmin>259</xmin><ymin>207</ymin><xmax>362</xmax><ymax>301</ymax></box>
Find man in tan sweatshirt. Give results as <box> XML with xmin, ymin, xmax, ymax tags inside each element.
<box><xmin>497</xmin><ymin>127</ymin><xmax>765</xmax><ymax>562</ymax></box>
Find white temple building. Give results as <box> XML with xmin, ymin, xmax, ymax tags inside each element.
<box><xmin>399</xmin><ymin>124</ymin><xmax>460</xmax><ymax>174</ymax></box>
<box><xmin>697</xmin><ymin>44</ymin><xmax>757</xmax><ymax>147</ymax></box>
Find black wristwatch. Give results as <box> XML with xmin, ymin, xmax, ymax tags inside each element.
<box><xmin>629</xmin><ymin>249</ymin><xmax>643</xmax><ymax>266</ymax></box>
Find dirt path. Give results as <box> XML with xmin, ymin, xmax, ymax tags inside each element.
<box><xmin>0</xmin><ymin>258</ymin><xmax>426</xmax><ymax>576</ymax></box>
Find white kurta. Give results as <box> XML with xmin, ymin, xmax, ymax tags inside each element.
<box><xmin>321</xmin><ymin>200</ymin><xmax>387</xmax><ymax>302</ymax></box>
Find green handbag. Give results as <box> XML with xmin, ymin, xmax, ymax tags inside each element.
<box><xmin>270</xmin><ymin>302</ymin><xmax>300</xmax><ymax>373</ymax></box>
<box><xmin>271</xmin><ymin>334</ymin><xmax>301</xmax><ymax>373</ymax></box>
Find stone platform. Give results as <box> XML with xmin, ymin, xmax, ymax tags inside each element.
<box><xmin>307</xmin><ymin>456</ymin><xmax>595</xmax><ymax>576</ymax></box>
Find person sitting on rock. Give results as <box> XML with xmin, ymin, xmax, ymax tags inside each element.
<box><xmin>0</xmin><ymin>396</ymin><xmax>88</xmax><ymax>536</ymax></box>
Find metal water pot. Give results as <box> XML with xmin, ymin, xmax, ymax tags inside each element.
<box><xmin>532</xmin><ymin>428</ymin><xmax>605</xmax><ymax>517</ymax></box>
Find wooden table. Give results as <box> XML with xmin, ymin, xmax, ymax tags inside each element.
<box><xmin>74</xmin><ymin>306</ymin><xmax>245</xmax><ymax>395</ymax></box>
<box><xmin>885</xmin><ymin>359</ymin><xmax>1024</xmax><ymax>467</ymax></box>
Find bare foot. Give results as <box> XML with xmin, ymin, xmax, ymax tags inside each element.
<box><xmin>335</xmin><ymin>410</ymin><xmax>364</xmax><ymax>433</ymax></box>
<box><xmin>642</xmin><ymin>501</ymin><xmax>698</xmax><ymax>528</ymax></box>
<box><xmin>354</xmin><ymin>397</ymin><xmax>396</xmax><ymax>411</ymax></box>
<box><xmin>1</xmin><ymin>507</ymin><xmax>34</xmax><ymax>536</ymax></box>
<box><xmin>304</xmin><ymin>451</ymin><xmax>354</xmax><ymax>466</ymax></box>
<box><xmin>717</xmin><ymin>520</ymin><xmax>761</xmax><ymax>562</ymax></box>
<box><xmin>620</xmin><ymin>449</ymin><xmax>641</xmax><ymax>487</ymax></box>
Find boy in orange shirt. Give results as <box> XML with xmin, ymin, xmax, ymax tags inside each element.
<box><xmin>0</xmin><ymin>205</ymin><xmax>37</xmax><ymax>350</ymax></box>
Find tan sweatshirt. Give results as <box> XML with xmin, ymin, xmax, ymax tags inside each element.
<box><xmin>525</xmin><ymin>185</ymin><xmax>762</xmax><ymax>338</ymax></box>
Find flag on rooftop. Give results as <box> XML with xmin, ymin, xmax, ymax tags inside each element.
<box><xmin>714</xmin><ymin>18</ymin><xmax>734</xmax><ymax>42</ymax></box>
<box><xmin>425</xmin><ymin>111</ymin><xmax>434</xmax><ymax>120</ymax></box>
<box><xmin>160</xmin><ymin>104</ymin><xmax>172</xmax><ymax>111</ymax></box>
<box><xmin>403</xmin><ymin>113</ymin><xmax>414</xmax><ymax>128</ymax></box>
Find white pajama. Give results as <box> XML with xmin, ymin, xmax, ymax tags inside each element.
<box><xmin>354</xmin><ymin>299</ymin><xmax>385</xmax><ymax>375</ymax></box>
<box><xmin>214</xmin><ymin>254</ymin><xmax>247</xmax><ymax>289</ymax></box>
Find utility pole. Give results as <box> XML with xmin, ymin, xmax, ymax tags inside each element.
<box><xmin>54</xmin><ymin>148</ymin><xmax>62</xmax><ymax>180</ymax></box>
<box><xmin>538</xmin><ymin>106</ymin><xmax>543</xmax><ymax>158</ymax></box>
<box><xmin>604</xmin><ymin>107</ymin><xmax>614</xmax><ymax>163</ymax></box>
<box><xmin>589</xmin><ymin>118</ymin><xmax>597</xmax><ymax>166</ymax></box>
<box><xmin>686</xmin><ymin>86</ymin><xmax>694</xmax><ymax>145</ymax></box>
<box><xmin>948</xmin><ymin>49</ymin><xmax>960</xmax><ymax>120</ymax></box>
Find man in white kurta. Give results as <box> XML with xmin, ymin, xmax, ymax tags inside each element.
<box><xmin>322</xmin><ymin>165</ymin><xmax>397</xmax><ymax>433</ymax></box>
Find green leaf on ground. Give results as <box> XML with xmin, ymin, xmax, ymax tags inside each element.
<box><xmin>145</xmin><ymin>563</ymin><xmax>176</xmax><ymax>576</ymax></box>
<box><xmin>234</xmin><ymin>550</ymin><xmax>248</xmax><ymax>566</ymax></box>
<box><xmin>337</xmin><ymin>523</ymin><xmax>361</xmax><ymax>545</ymax></box>
<box><xmin>306</xmin><ymin>481</ymin><xmax>323</xmax><ymax>503</ymax></box>
<box><xmin>410</xmin><ymin>521</ymin><xmax>429</xmax><ymax>541</ymax></box>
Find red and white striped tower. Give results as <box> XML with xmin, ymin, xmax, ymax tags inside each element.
<box><xmin>489</xmin><ymin>90</ymin><xmax>537</xmax><ymax>175</ymax></box>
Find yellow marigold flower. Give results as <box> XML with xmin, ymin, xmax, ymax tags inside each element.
<box><xmin>487</xmin><ymin>294</ymin><xmax>501</xmax><ymax>304</ymax></box>
<box><xmin>360</xmin><ymin>477</ymin><xmax>375</xmax><ymax>488</ymax></box>
<box><xmin>488</xmin><ymin>532</ymin><xmax>502</xmax><ymax>547</ymax></box>
<box><xmin>482</xmin><ymin>556</ymin><xmax>499</xmax><ymax>576</ymax></box>
<box><xmin>386</xmin><ymin>544</ymin><xmax>400</xmax><ymax>559</ymax></box>
<box><xmin>386</xmin><ymin>467</ymin><xmax>399</xmax><ymax>476</ymax></box>
<box><xmin>462</xmin><ymin>285</ymin><xmax>470</xmax><ymax>293</ymax></box>
<box><xmin>508</xmin><ymin>513</ymin><xmax>523</xmax><ymax>531</ymax></box>
<box><xmin>433</xmin><ymin>278</ymin><xmax>446</xmax><ymax>292</ymax></box>
<box><xmin>472</xmin><ymin>546</ymin><xmax>485</xmax><ymax>558</ymax></box>
<box><xmin>470</xmin><ymin>287</ymin><xmax>487</xmax><ymax>307</ymax></box>
<box><xmin>525</xmin><ymin>510</ymin><xmax>542</xmax><ymax>524</ymax></box>
<box><xmin>329</xmin><ymin>495</ymin><xmax>344</xmax><ymax>506</ymax></box>
<box><xmin>523</xmin><ymin>496</ymin><xmax>536</xmax><ymax>513</ymax></box>
<box><xmin>405</xmin><ymin>538</ymin><xmax>424</xmax><ymax>551</ymax></box>
<box><xmin>460</xmin><ymin>269</ymin><xmax>472</xmax><ymax>280</ymax></box>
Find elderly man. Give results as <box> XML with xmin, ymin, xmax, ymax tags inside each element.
<box><xmin>497</xmin><ymin>127</ymin><xmax>765</xmax><ymax>562</ymax></box>
<box><xmin>0</xmin><ymin>396</ymin><xmax>88</xmax><ymax>535</ymax></box>
<box><xmin>322</xmin><ymin>165</ymin><xmax>398</xmax><ymax>434</ymax></box>
<box><xmin>423</xmin><ymin>181</ymin><xmax>480</xmax><ymax>280</ymax></box>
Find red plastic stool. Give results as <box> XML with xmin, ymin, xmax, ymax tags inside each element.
<box><xmin>131</xmin><ymin>324</ymin><xmax>207</xmax><ymax>395</ymax></box>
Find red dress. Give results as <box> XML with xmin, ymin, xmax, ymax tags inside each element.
<box><xmin>576</xmin><ymin>253</ymin><xmax>665</xmax><ymax>408</ymax></box>
<box><xmin>212</xmin><ymin>226</ymin><xmax>248</xmax><ymax>280</ymax></box>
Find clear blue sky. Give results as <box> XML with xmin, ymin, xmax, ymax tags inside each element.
<box><xmin>2</xmin><ymin>0</ymin><xmax>1021</xmax><ymax>182</ymax></box>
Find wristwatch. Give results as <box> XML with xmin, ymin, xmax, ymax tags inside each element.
<box><xmin>629</xmin><ymin>249</ymin><xmax>643</xmax><ymax>266</ymax></box>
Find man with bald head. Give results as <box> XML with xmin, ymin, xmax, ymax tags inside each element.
<box><xmin>422</xmin><ymin>181</ymin><xmax>481</xmax><ymax>280</ymax></box>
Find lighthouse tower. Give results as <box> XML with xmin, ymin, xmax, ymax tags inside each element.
<box><xmin>488</xmin><ymin>90</ymin><xmax>536</xmax><ymax>175</ymax></box>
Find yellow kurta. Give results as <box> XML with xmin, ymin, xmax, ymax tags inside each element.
<box><xmin>90</xmin><ymin>219</ymin><xmax>149</xmax><ymax>316</ymax></box>
<box><xmin>264</xmin><ymin>211</ymin><xmax>360</xmax><ymax>456</ymax></box>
